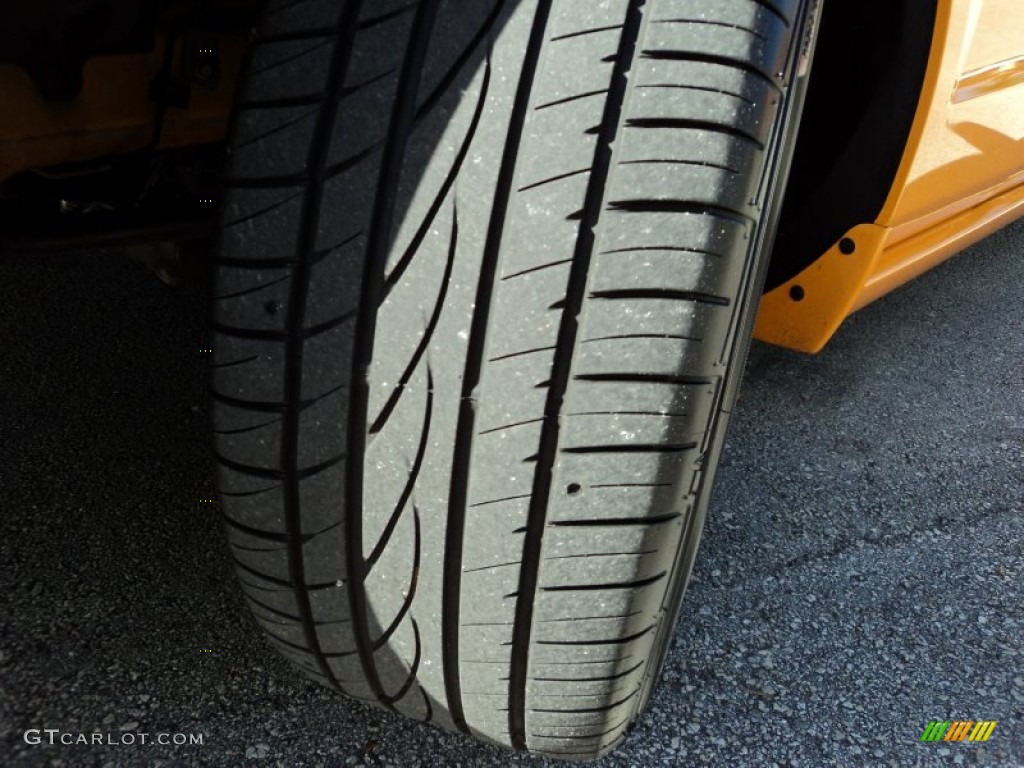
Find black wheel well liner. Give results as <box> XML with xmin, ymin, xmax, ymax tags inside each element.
<box><xmin>766</xmin><ymin>0</ymin><xmax>939</xmax><ymax>291</ymax></box>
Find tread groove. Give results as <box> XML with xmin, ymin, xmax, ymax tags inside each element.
<box><xmin>224</xmin><ymin>189</ymin><xmax>306</xmax><ymax>229</ymax></box>
<box><xmin>619</xmin><ymin>155</ymin><xmax>740</xmax><ymax>174</ymax></box>
<box><xmin>551</xmin><ymin>513</ymin><xmax>683</xmax><ymax>528</ymax></box>
<box><xmin>445</xmin><ymin>0</ymin><xmax>555</xmax><ymax>740</ymax></box>
<box><xmin>582</xmin><ymin>333</ymin><xmax>699</xmax><ymax>344</ymax></box>
<box><xmin>589</xmin><ymin>482</ymin><xmax>672</xmax><ymax>489</ymax></box>
<box><xmin>635</xmin><ymin>83</ymin><xmax>754</xmax><ymax>108</ymax></box>
<box><xmin>232</xmin><ymin>555</ymin><xmax>343</xmax><ymax>591</ymax></box>
<box><xmin>518</xmin><ymin>167</ymin><xmax>591</xmax><ymax>192</ymax></box>
<box><xmin>346</xmin><ymin>0</ymin><xmax>440</xmax><ymax>714</ymax></box>
<box><xmin>365</xmin><ymin>374</ymin><xmax>433</xmax><ymax>571</ymax></box>
<box><xmin>371</xmin><ymin>508</ymin><xmax>422</xmax><ymax>650</ymax></box>
<box><xmin>601</xmin><ymin>243</ymin><xmax>723</xmax><ymax>258</ymax></box>
<box><xmin>230</xmin><ymin>541</ymin><xmax>287</xmax><ymax>552</ymax></box>
<box><xmin>501</xmin><ymin>258</ymin><xmax>573</xmax><ymax>281</ymax></box>
<box><xmin>535</xmin><ymin>90</ymin><xmax>609</xmax><ymax>112</ymax></box>
<box><xmin>478</xmin><ymin>417</ymin><xmax>546</xmax><ymax>435</ymax></box>
<box><xmin>530</xmin><ymin>688</ymin><xmax>640</xmax><ymax>713</ymax></box>
<box><xmin>342</xmin><ymin>68</ymin><xmax>399</xmax><ymax>98</ymax></box>
<box><xmin>531</xmin><ymin>715</ymin><xmax>631</xmax><ymax>739</ymax></box>
<box><xmin>212</xmin><ymin>254</ymin><xmax>301</xmax><ymax>269</ymax></box>
<box><xmin>359</xmin><ymin>2</ymin><xmax>417</xmax><ymax>30</ymax></box>
<box><xmin>411</xmin><ymin>0</ymin><xmax>507</xmax><ymax>125</ymax></box>
<box><xmin>266</xmin><ymin>633</ymin><xmax>356</xmax><ymax>658</ymax></box>
<box><xmin>210</xmin><ymin>307</ymin><xmax>358</xmax><ymax>341</ymax></box>
<box><xmin>233</xmin><ymin>107</ymin><xmax>321</xmax><ymax>152</ymax></box>
<box><xmin>237</xmin><ymin>577</ymin><xmax>296</xmax><ymax>593</ymax></box>
<box><xmin>382</xmin><ymin>55</ymin><xmax>491</xmax><ymax>297</ymax></box>
<box><xmin>542</xmin><ymin>572</ymin><xmax>667</xmax><ymax>592</ymax></box>
<box><xmin>251</xmin><ymin>38</ymin><xmax>334</xmax><ymax>77</ymax></box>
<box><xmin>209</xmin><ymin>355</ymin><xmax>261</xmax><ymax>371</ymax></box>
<box><xmin>574</xmin><ymin>372</ymin><xmax>714</xmax><ymax>386</ymax></box>
<box><xmin>210</xmin><ymin>381</ymin><xmax>346</xmax><ymax>415</ymax></box>
<box><xmin>324</xmin><ymin>141</ymin><xmax>386</xmax><ymax>180</ymax></box>
<box><xmin>532</xmin><ymin>660</ymin><xmax>642</xmax><ymax>680</ymax></box>
<box><xmin>214</xmin><ymin>277</ymin><xmax>291</xmax><ymax>302</ymax></box>
<box><xmin>463</xmin><ymin>561</ymin><xmax>523</xmax><ymax>575</ymax></box>
<box><xmin>550</xmin><ymin>24</ymin><xmax>624</xmax><ymax>42</ymax></box>
<box><xmin>243</xmin><ymin>592</ymin><xmax>306</xmax><ymax>623</ymax></box>
<box><xmin>488</xmin><ymin>346</ymin><xmax>556</xmax><ymax>363</ymax></box>
<box><xmin>534</xmin><ymin>655</ymin><xmax>633</xmax><ymax>666</ymax></box>
<box><xmin>258</xmin><ymin>26</ymin><xmax>337</xmax><ymax>44</ymax></box>
<box><xmin>546</xmin><ymin>551</ymin><xmax>658</xmax><ymax>561</ymax></box>
<box><xmin>625</xmin><ymin>116</ymin><xmax>764</xmax><ymax>150</ymax></box>
<box><xmin>470</xmin><ymin>493</ymin><xmax>533</xmax><ymax>509</ymax></box>
<box><xmin>640</xmin><ymin>48</ymin><xmax>781</xmax><ymax>91</ymax></box>
<box><xmin>538</xmin><ymin>612</ymin><xmax>641</xmax><ymax>625</ymax></box>
<box><xmin>218</xmin><ymin>482</ymin><xmax>282</xmax><ymax>497</ymax></box>
<box><xmin>224</xmin><ymin>519</ymin><xmax>337</xmax><ymax>550</ymax></box>
<box><xmin>368</xmin><ymin>205</ymin><xmax>458</xmax><ymax>436</ymax></box>
<box><xmin>590</xmin><ymin>287</ymin><xmax>731</xmax><ymax>306</ymax></box>
<box><xmin>509</xmin><ymin>0</ymin><xmax>645</xmax><ymax>751</ymax></box>
<box><xmin>235</xmin><ymin>93</ymin><xmax>326</xmax><ymax>111</ymax></box>
<box><xmin>216</xmin><ymin>447</ymin><xmax>346</xmax><ymax>482</ymax></box>
<box><xmin>418</xmin><ymin>684</ymin><xmax>434</xmax><ymax>722</ymax></box>
<box><xmin>383</xmin><ymin>618</ymin><xmax>423</xmax><ymax>704</ymax></box>
<box><xmin>567</xmin><ymin>409</ymin><xmax>686</xmax><ymax>417</ymax></box>
<box><xmin>213</xmin><ymin>418</ymin><xmax>282</xmax><ymax>437</ymax></box>
<box><xmin>561</xmin><ymin>443</ymin><xmax>698</xmax><ymax>454</ymax></box>
<box><xmin>652</xmin><ymin>17</ymin><xmax>767</xmax><ymax>43</ymax></box>
<box><xmin>608</xmin><ymin>198</ymin><xmax>754</xmax><ymax>225</ymax></box>
<box><xmin>536</xmin><ymin>623</ymin><xmax>657</xmax><ymax>645</ymax></box>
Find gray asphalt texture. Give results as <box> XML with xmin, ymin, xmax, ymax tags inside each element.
<box><xmin>1</xmin><ymin>220</ymin><xmax>1022</xmax><ymax>768</ymax></box>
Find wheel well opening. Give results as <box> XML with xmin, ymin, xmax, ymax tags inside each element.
<box><xmin>766</xmin><ymin>0</ymin><xmax>938</xmax><ymax>291</ymax></box>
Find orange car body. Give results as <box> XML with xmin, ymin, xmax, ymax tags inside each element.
<box><xmin>1</xmin><ymin>0</ymin><xmax>1022</xmax><ymax>353</ymax></box>
<box><xmin>756</xmin><ymin>0</ymin><xmax>1024</xmax><ymax>351</ymax></box>
<box><xmin>0</xmin><ymin>36</ymin><xmax>245</xmax><ymax>182</ymax></box>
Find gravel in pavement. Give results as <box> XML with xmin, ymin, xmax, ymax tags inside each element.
<box><xmin>1</xmin><ymin>221</ymin><xmax>1021</xmax><ymax>766</ymax></box>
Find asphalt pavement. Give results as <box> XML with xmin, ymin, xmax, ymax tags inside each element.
<box><xmin>1</xmin><ymin>220</ymin><xmax>1022</xmax><ymax>767</ymax></box>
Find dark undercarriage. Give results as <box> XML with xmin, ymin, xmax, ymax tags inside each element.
<box><xmin>0</xmin><ymin>0</ymin><xmax>935</xmax><ymax>288</ymax></box>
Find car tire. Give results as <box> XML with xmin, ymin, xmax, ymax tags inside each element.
<box><xmin>211</xmin><ymin>0</ymin><xmax>820</xmax><ymax>757</ymax></box>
